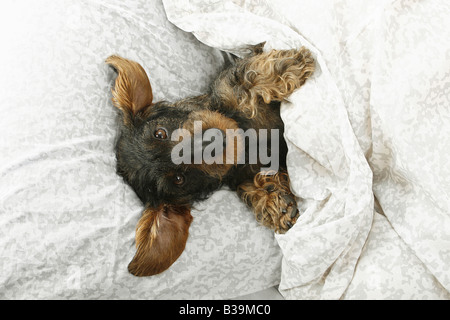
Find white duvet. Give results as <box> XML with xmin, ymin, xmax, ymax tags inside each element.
<box><xmin>162</xmin><ymin>0</ymin><xmax>450</xmax><ymax>299</ymax></box>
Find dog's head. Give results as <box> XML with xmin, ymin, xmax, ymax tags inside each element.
<box><xmin>106</xmin><ymin>56</ymin><xmax>241</xmax><ymax>276</ymax></box>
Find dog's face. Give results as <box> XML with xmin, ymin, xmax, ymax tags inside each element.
<box><xmin>106</xmin><ymin>56</ymin><xmax>237</xmax><ymax>276</ymax></box>
<box><xmin>115</xmin><ymin>101</ymin><xmax>223</xmax><ymax>208</ymax></box>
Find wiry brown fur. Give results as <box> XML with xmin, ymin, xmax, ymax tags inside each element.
<box><xmin>237</xmin><ymin>171</ymin><xmax>298</xmax><ymax>233</ymax></box>
<box><xmin>212</xmin><ymin>46</ymin><xmax>314</xmax><ymax>120</ymax></box>
<box><xmin>182</xmin><ymin>110</ymin><xmax>244</xmax><ymax>179</ymax></box>
<box><xmin>106</xmin><ymin>43</ymin><xmax>315</xmax><ymax>276</ymax></box>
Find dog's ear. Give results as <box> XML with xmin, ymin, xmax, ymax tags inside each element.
<box><xmin>106</xmin><ymin>55</ymin><xmax>154</xmax><ymax>125</ymax></box>
<box><xmin>128</xmin><ymin>204</ymin><xmax>193</xmax><ymax>277</ymax></box>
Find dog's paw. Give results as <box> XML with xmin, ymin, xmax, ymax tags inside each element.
<box><xmin>237</xmin><ymin>172</ymin><xmax>300</xmax><ymax>233</ymax></box>
<box><xmin>277</xmin><ymin>192</ymin><xmax>300</xmax><ymax>232</ymax></box>
<box><xmin>258</xmin><ymin>185</ymin><xmax>300</xmax><ymax>233</ymax></box>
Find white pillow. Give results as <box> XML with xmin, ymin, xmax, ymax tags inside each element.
<box><xmin>0</xmin><ymin>0</ymin><xmax>281</xmax><ymax>299</ymax></box>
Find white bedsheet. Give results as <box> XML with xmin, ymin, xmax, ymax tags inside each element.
<box><xmin>162</xmin><ymin>0</ymin><xmax>450</xmax><ymax>299</ymax></box>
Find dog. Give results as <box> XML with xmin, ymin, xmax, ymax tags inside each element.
<box><xmin>106</xmin><ymin>43</ymin><xmax>314</xmax><ymax>276</ymax></box>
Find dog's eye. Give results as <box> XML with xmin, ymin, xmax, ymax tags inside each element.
<box><xmin>154</xmin><ymin>127</ymin><xmax>168</xmax><ymax>139</ymax></box>
<box><xmin>173</xmin><ymin>174</ymin><xmax>185</xmax><ymax>185</ymax></box>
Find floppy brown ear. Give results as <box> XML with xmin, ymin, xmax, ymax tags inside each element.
<box><xmin>106</xmin><ymin>55</ymin><xmax>154</xmax><ymax>125</ymax></box>
<box><xmin>128</xmin><ymin>204</ymin><xmax>193</xmax><ymax>277</ymax></box>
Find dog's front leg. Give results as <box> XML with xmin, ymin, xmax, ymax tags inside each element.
<box><xmin>212</xmin><ymin>45</ymin><xmax>315</xmax><ymax>118</ymax></box>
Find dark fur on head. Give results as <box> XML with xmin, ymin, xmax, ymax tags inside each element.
<box><xmin>106</xmin><ymin>44</ymin><xmax>314</xmax><ymax>276</ymax></box>
<box><xmin>115</xmin><ymin>101</ymin><xmax>223</xmax><ymax>207</ymax></box>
